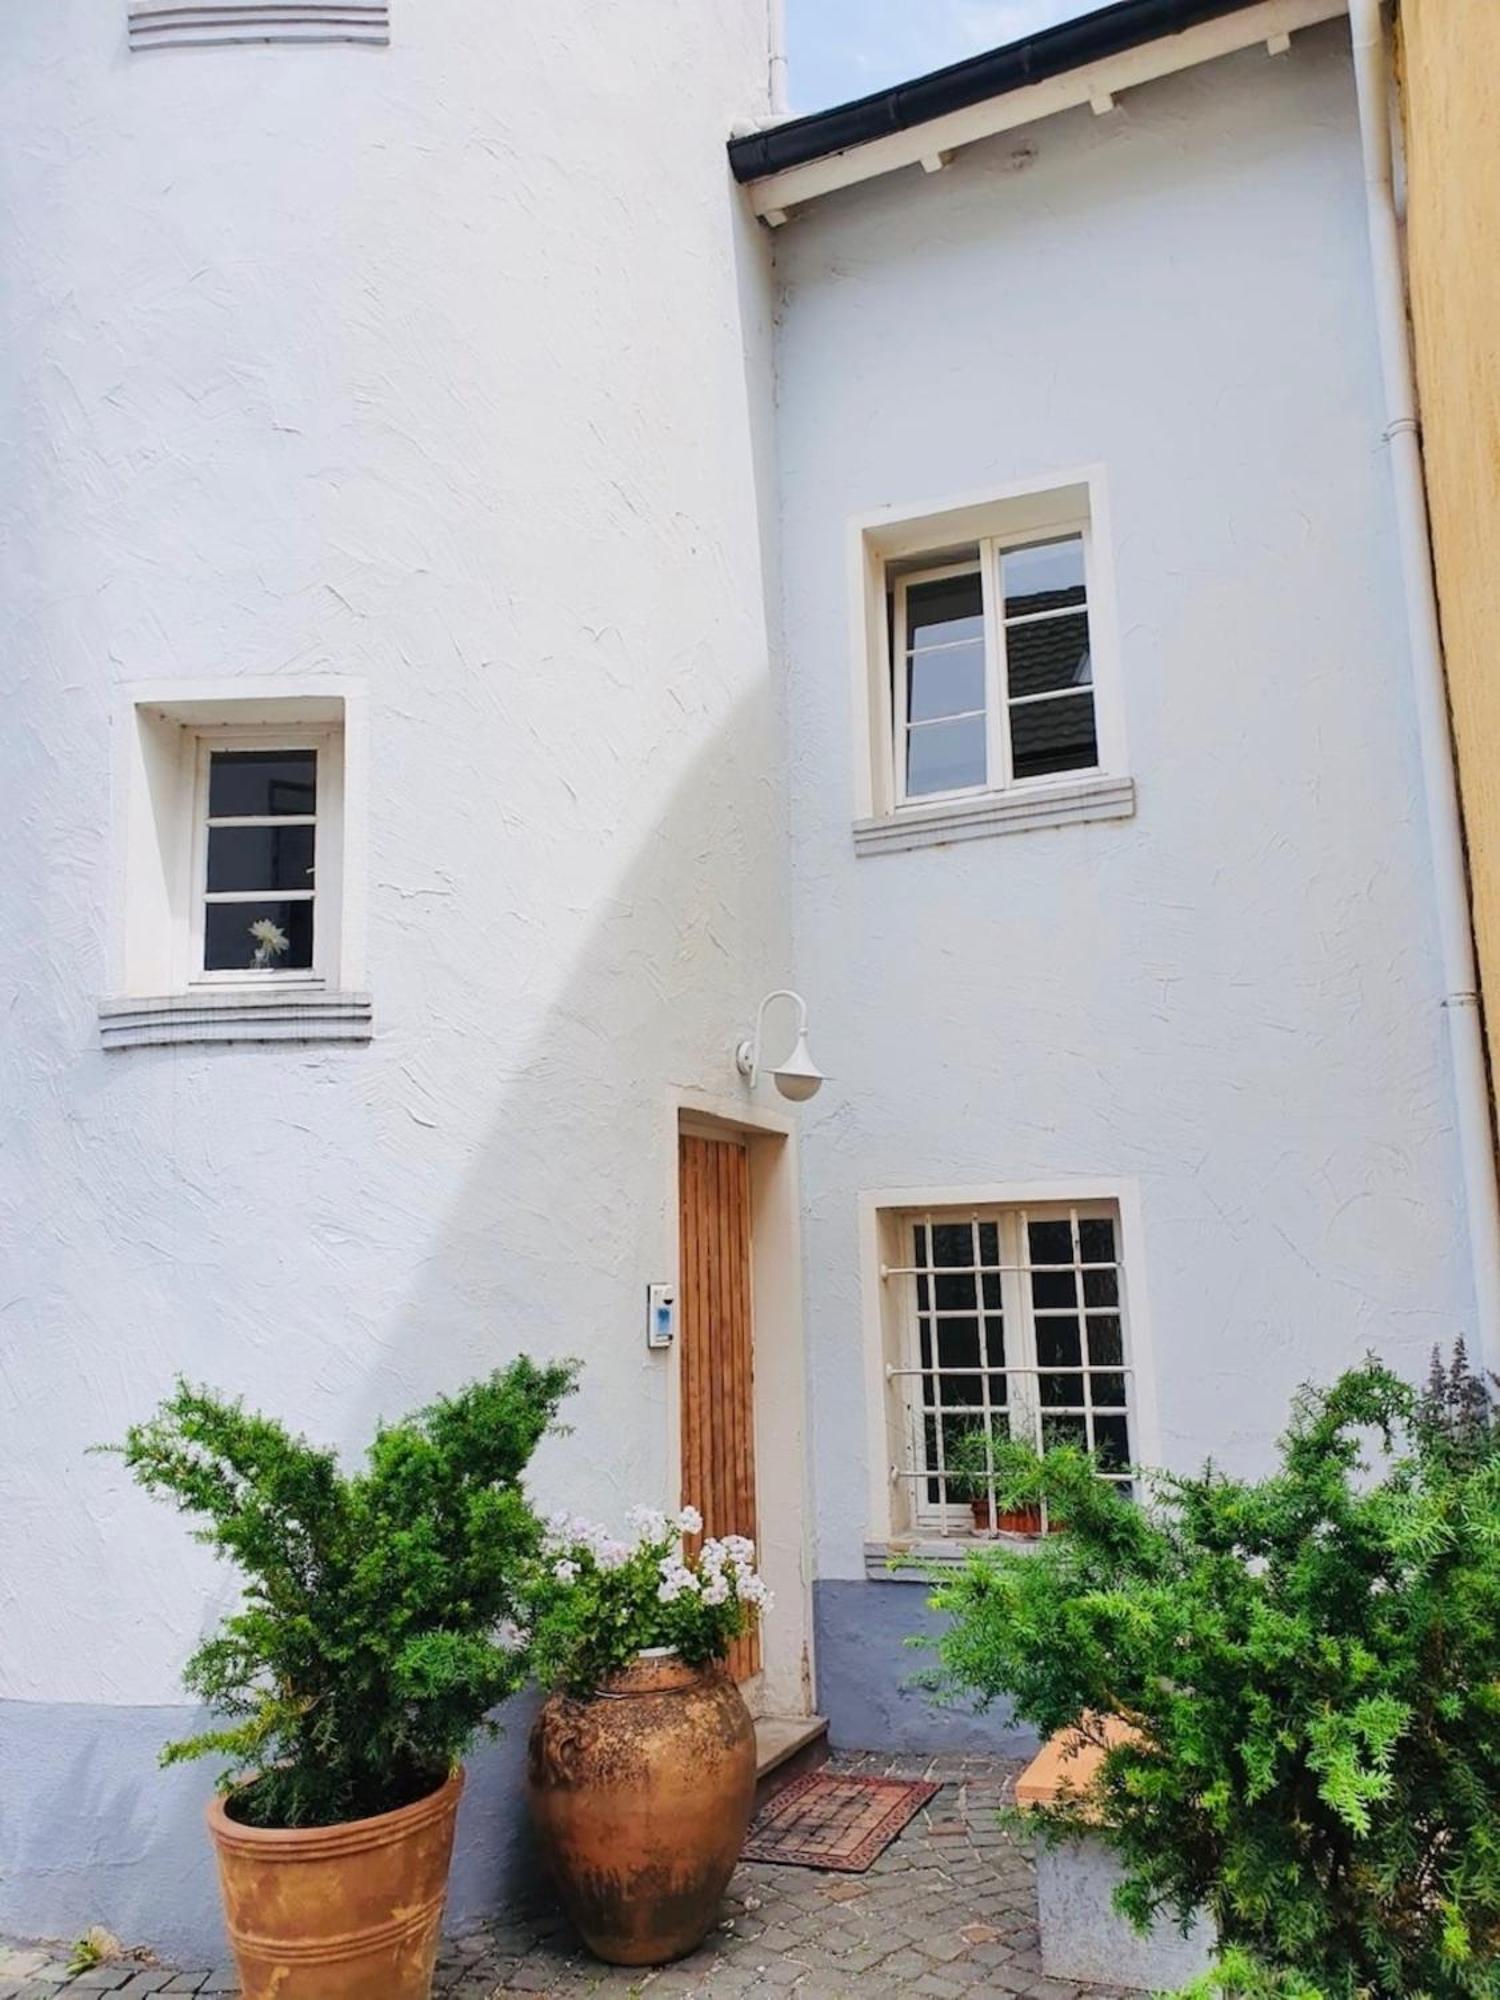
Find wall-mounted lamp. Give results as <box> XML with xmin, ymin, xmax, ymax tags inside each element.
<box><xmin>735</xmin><ymin>989</ymin><xmax>826</xmax><ymax>1102</ymax></box>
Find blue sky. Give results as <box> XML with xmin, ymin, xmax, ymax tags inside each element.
<box><xmin>788</xmin><ymin>0</ymin><xmax>1088</xmax><ymax>113</ymax></box>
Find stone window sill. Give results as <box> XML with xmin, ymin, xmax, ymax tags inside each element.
<box><xmin>853</xmin><ymin>774</ymin><xmax>1135</xmax><ymax>856</ymax></box>
<box><xmin>99</xmin><ymin>990</ymin><xmax>373</xmax><ymax>1051</ymax></box>
<box><xmin>864</xmin><ymin>1536</ymin><xmax>1047</xmax><ymax>1581</ymax></box>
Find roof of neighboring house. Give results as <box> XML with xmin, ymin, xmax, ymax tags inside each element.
<box><xmin>729</xmin><ymin>0</ymin><xmax>1337</xmax><ymax>201</ymax></box>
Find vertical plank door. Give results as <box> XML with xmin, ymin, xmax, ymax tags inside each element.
<box><xmin>678</xmin><ymin>1130</ymin><xmax>761</xmax><ymax>1684</ymax></box>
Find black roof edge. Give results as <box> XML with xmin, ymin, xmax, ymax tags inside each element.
<box><xmin>728</xmin><ymin>0</ymin><xmax>1270</xmax><ymax>183</ymax></box>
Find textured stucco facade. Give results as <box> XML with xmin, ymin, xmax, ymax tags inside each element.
<box><xmin>776</xmin><ymin>18</ymin><xmax>1477</xmax><ymax>1694</ymax></box>
<box><xmin>0</xmin><ymin>0</ymin><xmax>787</xmax><ymax>1960</ymax></box>
<box><xmin>0</xmin><ymin>0</ymin><xmax>1490</xmax><ymax>1968</ymax></box>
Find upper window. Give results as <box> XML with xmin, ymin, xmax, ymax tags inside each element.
<box><xmin>886</xmin><ymin>1199</ymin><xmax>1136</xmax><ymax>1534</ymax></box>
<box><xmin>195</xmin><ymin>741</ymin><xmax>323</xmax><ymax>980</ymax></box>
<box><xmin>892</xmin><ymin>532</ymin><xmax>1096</xmax><ymax>805</ymax></box>
<box><xmin>852</xmin><ymin>473</ymin><xmax>1132</xmax><ymax>852</ymax></box>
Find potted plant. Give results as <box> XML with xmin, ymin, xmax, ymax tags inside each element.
<box><xmin>523</xmin><ymin>1505</ymin><xmax>770</xmax><ymax>1966</ymax></box>
<box><xmin>111</xmin><ymin>1358</ymin><xmax>576</xmax><ymax>2000</ymax></box>
<box><xmin>946</xmin><ymin>1424</ymin><xmax>1045</xmax><ymax>1535</ymax></box>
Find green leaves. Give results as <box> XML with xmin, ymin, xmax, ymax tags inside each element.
<box><xmin>113</xmin><ymin>1358</ymin><xmax>577</xmax><ymax>1829</ymax></box>
<box><xmin>919</xmin><ymin>1355</ymin><xmax>1500</xmax><ymax>1997</ymax></box>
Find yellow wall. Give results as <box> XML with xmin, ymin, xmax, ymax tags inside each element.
<box><xmin>1401</xmin><ymin>0</ymin><xmax>1500</xmax><ymax>1082</ymax></box>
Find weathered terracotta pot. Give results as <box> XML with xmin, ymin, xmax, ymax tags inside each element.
<box><xmin>527</xmin><ymin>1650</ymin><xmax>756</xmax><ymax>1966</ymax></box>
<box><xmin>207</xmin><ymin>1768</ymin><xmax>463</xmax><ymax>1999</ymax></box>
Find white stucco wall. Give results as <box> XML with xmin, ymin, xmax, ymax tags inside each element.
<box><xmin>775</xmin><ymin>22</ymin><xmax>1478</xmax><ymax>1582</ymax></box>
<box><xmin>0</xmin><ymin>0</ymin><xmax>784</xmax><ymax>1708</ymax></box>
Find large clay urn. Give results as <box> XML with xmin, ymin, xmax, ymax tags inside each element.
<box><xmin>527</xmin><ymin>1649</ymin><xmax>757</xmax><ymax>1965</ymax></box>
<box><xmin>206</xmin><ymin>1768</ymin><xmax>464</xmax><ymax>1999</ymax></box>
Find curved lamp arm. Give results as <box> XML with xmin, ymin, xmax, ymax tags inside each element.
<box><xmin>735</xmin><ymin>989</ymin><xmax>808</xmax><ymax>1087</ymax></box>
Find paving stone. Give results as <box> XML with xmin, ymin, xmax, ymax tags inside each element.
<box><xmin>2</xmin><ymin>1753</ymin><xmax>1136</xmax><ymax>1999</ymax></box>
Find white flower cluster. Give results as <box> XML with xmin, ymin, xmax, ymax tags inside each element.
<box><xmin>658</xmin><ymin>1530</ymin><xmax>771</xmax><ymax>1611</ymax></box>
<box><xmin>540</xmin><ymin>1501</ymin><xmax>770</xmax><ymax>1617</ymax></box>
<box><xmin>542</xmin><ymin>1512</ymin><xmax>633</xmax><ymax>1571</ymax></box>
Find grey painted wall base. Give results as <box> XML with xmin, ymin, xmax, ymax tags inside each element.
<box><xmin>1036</xmin><ymin>1837</ymin><xmax>1215</xmax><ymax>1990</ymax></box>
<box><xmin>813</xmin><ymin>1578</ymin><xmax>1039</xmax><ymax>1757</ymax></box>
<box><xmin>0</xmin><ymin>1696</ymin><xmax>541</xmax><ymax>1967</ymax></box>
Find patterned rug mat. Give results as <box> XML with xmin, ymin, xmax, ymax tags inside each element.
<box><xmin>742</xmin><ymin>1772</ymin><xmax>940</xmax><ymax>1872</ymax></box>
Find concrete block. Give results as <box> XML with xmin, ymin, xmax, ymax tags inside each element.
<box><xmin>1034</xmin><ymin>1836</ymin><xmax>1214</xmax><ymax>1990</ymax></box>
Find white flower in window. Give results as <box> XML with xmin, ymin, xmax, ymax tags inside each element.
<box><xmin>249</xmin><ymin>918</ymin><xmax>289</xmax><ymax>968</ymax></box>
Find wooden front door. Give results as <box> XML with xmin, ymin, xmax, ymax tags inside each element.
<box><xmin>678</xmin><ymin>1130</ymin><xmax>761</xmax><ymax>1683</ymax></box>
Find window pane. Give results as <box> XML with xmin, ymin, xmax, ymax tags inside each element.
<box><xmin>204</xmin><ymin>899</ymin><xmax>314</xmax><ymax>972</ymax></box>
<box><xmin>208</xmin><ymin>749</ymin><xmax>317</xmax><ymax>819</ymax></box>
<box><xmin>1094</xmin><ymin>1414</ymin><xmax>1131</xmax><ymax>1469</ymax></box>
<box><xmin>935</xmin><ymin>1318</ymin><xmax>980</xmax><ymax>1369</ymax></box>
<box><xmin>1040</xmin><ymin>1371</ymin><xmax>1078</xmax><ymax>1410</ymax></box>
<box><xmin>982</xmin><ymin>1316</ymin><xmax>1007</xmax><ymax>1370</ymax></box>
<box><xmin>1079</xmin><ymin>1217</ymin><xmax>1117</xmax><ymax>1263</ymax></box>
<box><xmin>1036</xmin><ymin>1318</ymin><xmax>1082</xmax><ymax>1370</ymax></box>
<box><xmin>907</xmin><ymin>716</ymin><xmax>986</xmax><ymax>796</ymax></box>
<box><xmin>1031</xmin><ymin>1269</ymin><xmax>1077</xmax><ymax>1310</ymax></box>
<box><xmin>906</xmin><ymin>572</ymin><xmax>984</xmax><ymax>649</ymax></box>
<box><xmin>931</xmin><ymin>1223</ymin><xmax>974</xmax><ymax>1267</ymax></box>
<box><xmin>1009</xmin><ymin>690</ymin><xmax>1098</xmax><ymax>779</ymax></box>
<box><xmin>1091</xmin><ymin>1372</ymin><xmax>1128</xmax><ymax>1409</ymax></box>
<box><xmin>207</xmin><ymin>823</ymin><xmax>316</xmax><ymax>894</ymax></box>
<box><xmin>1087</xmin><ymin>1315</ymin><xmax>1124</xmax><ymax>1366</ymax></box>
<box><xmin>1001</xmin><ymin>536</ymin><xmax>1085</xmax><ymax>617</ymax></box>
<box><xmin>935</xmin><ymin>1272</ymin><xmax>979</xmax><ymax>1314</ymax></box>
<box><xmin>1028</xmin><ymin>1220</ymin><xmax>1073</xmax><ymax>1265</ymax></box>
<box><xmin>1006</xmin><ymin>614</ymin><xmax>1092</xmax><ymax>699</ymax></box>
<box><xmin>1043</xmin><ymin>1413</ymin><xmax>1089</xmax><ymax>1452</ymax></box>
<box><xmin>908</xmin><ymin>641</ymin><xmax>985</xmax><ymax>723</ymax></box>
<box><xmin>1083</xmin><ymin>1266</ymin><xmax>1119</xmax><ymax>1308</ymax></box>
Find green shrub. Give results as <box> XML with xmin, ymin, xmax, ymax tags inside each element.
<box><xmin>112</xmin><ymin>1357</ymin><xmax>576</xmax><ymax>1829</ymax></box>
<box><xmin>919</xmin><ymin>1357</ymin><xmax>1500</xmax><ymax>1998</ymax></box>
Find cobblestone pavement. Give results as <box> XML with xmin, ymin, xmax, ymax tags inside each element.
<box><xmin>0</xmin><ymin>1754</ymin><xmax>1134</xmax><ymax>2000</ymax></box>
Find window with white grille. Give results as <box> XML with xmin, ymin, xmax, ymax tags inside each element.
<box><xmin>887</xmin><ymin>1202</ymin><xmax>1134</xmax><ymax>1531</ymax></box>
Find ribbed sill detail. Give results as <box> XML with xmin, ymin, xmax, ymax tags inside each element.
<box><xmin>854</xmin><ymin>774</ymin><xmax>1135</xmax><ymax>856</ymax></box>
<box><xmin>100</xmin><ymin>991</ymin><xmax>373</xmax><ymax>1050</ymax></box>
<box><xmin>128</xmin><ymin>3</ymin><xmax>389</xmax><ymax>50</ymax></box>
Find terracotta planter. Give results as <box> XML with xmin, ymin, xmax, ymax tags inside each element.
<box><xmin>527</xmin><ymin>1650</ymin><xmax>756</xmax><ymax>1966</ymax></box>
<box><xmin>207</xmin><ymin>1768</ymin><xmax>463</xmax><ymax>2000</ymax></box>
<box><xmin>970</xmin><ymin>1497</ymin><xmax>1046</xmax><ymax>1535</ymax></box>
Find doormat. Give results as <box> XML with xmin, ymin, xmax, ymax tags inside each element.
<box><xmin>742</xmin><ymin>1772</ymin><xmax>940</xmax><ymax>1872</ymax></box>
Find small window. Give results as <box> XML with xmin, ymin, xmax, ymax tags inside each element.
<box><xmin>196</xmin><ymin>746</ymin><xmax>321</xmax><ymax>978</ymax></box>
<box><xmin>887</xmin><ymin>1201</ymin><xmax>1134</xmax><ymax>1531</ymax></box>
<box><xmin>891</xmin><ymin>530</ymin><xmax>1097</xmax><ymax>807</ymax></box>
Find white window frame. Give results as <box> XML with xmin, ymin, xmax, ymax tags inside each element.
<box><xmin>185</xmin><ymin>723</ymin><xmax>343</xmax><ymax>991</ymax></box>
<box><xmin>103</xmin><ymin>678</ymin><xmax>370</xmax><ymax>1048</ymax></box>
<box><xmin>890</xmin><ymin>1199</ymin><xmax>1131</xmax><ymax>1532</ymax></box>
<box><xmin>858</xmin><ymin>1179</ymin><xmax>1162</xmax><ymax>1550</ymax></box>
<box><xmin>890</xmin><ymin>523</ymin><xmax>1100</xmax><ymax>810</ymax></box>
<box><xmin>849</xmin><ymin>468</ymin><xmax>1132</xmax><ymax>850</ymax></box>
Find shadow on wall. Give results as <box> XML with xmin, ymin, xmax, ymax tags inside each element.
<box><xmin>1</xmin><ymin>667</ymin><xmax>785</xmax><ymax>1965</ymax></box>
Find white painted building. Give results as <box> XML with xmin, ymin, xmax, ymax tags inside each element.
<box><xmin>0</xmin><ymin>0</ymin><xmax>1485</xmax><ymax>1961</ymax></box>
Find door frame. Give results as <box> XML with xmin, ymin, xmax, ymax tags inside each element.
<box><xmin>665</xmin><ymin>1086</ymin><xmax>815</xmax><ymax>1722</ymax></box>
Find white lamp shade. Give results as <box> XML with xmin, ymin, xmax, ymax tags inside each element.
<box><xmin>771</xmin><ymin>1030</ymin><xmax>825</xmax><ymax>1102</ymax></box>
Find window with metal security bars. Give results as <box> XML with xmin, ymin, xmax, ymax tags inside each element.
<box><xmin>891</xmin><ymin>530</ymin><xmax>1097</xmax><ymax>806</ymax></box>
<box><xmin>127</xmin><ymin>3</ymin><xmax>390</xmax><ymax>52</ymax></box>
<box><xmin>887</xmin><ymin>1203</ymin><xmax>1134</xmax><ymax>1531</ymax></box>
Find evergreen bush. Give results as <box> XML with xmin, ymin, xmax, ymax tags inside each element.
<box><xmin>920</xmin><ymin>1355</ymin><xmax>1500</xmax><ymax>1997</ymax></box>
<box><xmin>112</xmin><ymin>1357</ymin><xmax>577</xmax><ymax>1828</ymax></box>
